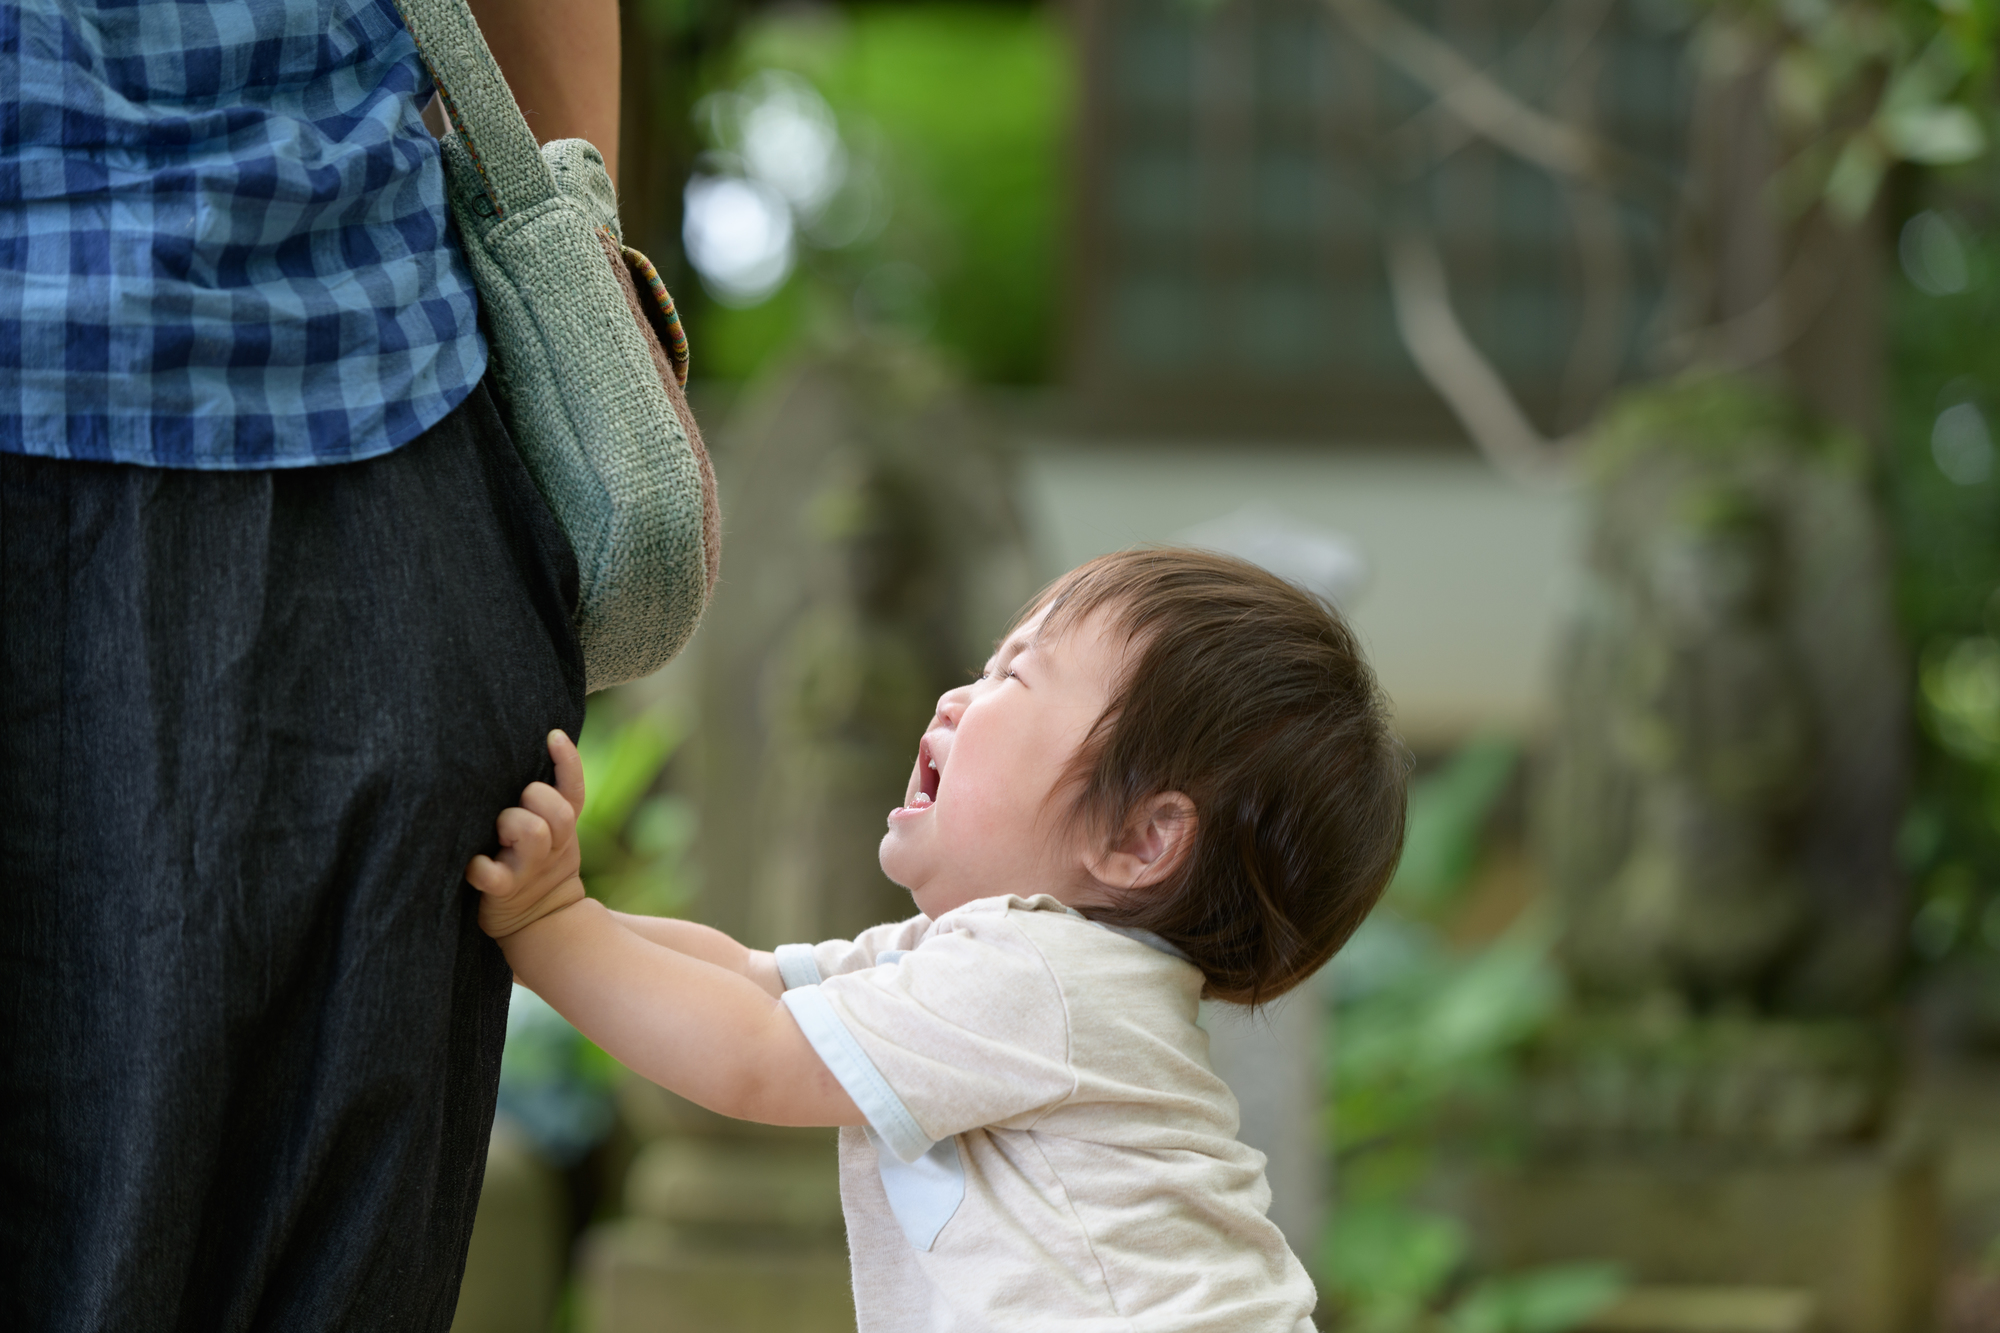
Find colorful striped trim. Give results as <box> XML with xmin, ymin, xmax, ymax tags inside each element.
<box><xmin>621</xmin><ymin>245</ymin><xmax>690</xmax><ymax>387</ymax></box>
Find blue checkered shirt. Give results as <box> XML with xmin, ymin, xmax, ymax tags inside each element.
<box><xmin>0</xmin><ymin>0</ymin><xmax>487</xmax><ymax>468</ymax></box>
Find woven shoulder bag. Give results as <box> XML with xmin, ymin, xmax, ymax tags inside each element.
<box><xmin>394</xmin><ymin>0</ymin><xmax>719</xmax><ymax>693</ymax></box>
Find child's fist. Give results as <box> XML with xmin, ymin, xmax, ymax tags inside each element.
<box><xmin>467</xmin><ymin>730</ymin><xmax>588</xmax><ymax>939</ymax></box>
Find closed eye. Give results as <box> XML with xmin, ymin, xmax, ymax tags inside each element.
<box><xmin>979</xmin><ymin>632</ymin><xmax>1034</xmax><ymax>685</ymax></box>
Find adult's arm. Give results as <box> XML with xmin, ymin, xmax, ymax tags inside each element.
<box><xmin>465</xmin><ymin>0</ymin><xmax>620</xmax><ymax>182</ymax></box>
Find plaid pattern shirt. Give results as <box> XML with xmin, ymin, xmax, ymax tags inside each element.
<box><xmin>0</xmin><ymin>0</ymin><xmax>486</xmax><ymax>468</ymax></box>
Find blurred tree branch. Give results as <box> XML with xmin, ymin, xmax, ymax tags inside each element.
<box><xmin>1326</xmin><ymin>0</ymin><xmax>1997</xmax><ymax>479</ymax></box>
<box><xmin>1322</xmin><ymin>0</ymin><xmax>1672</xmax><ymax>205</ymax></box>
<box><xmin>1384</xmin><ymin>232</ymin><xmax>1581</xmax><ymax>488</ymax></box>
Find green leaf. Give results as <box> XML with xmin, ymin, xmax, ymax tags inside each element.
<box><xmin>1388</xmin><ymin>735</ymin><xmax>1522</xmax><ymax>910</ymax></box>
<box><xmin>629</xmin><ymin>793</ymin><xmax>698</xmax><ymax>862</ymax></box>
<box><xmin>1448</xmin><ymin>1266</ymin><xmax>1627</xmax><ymax>1333</ymax></box>
<box><xmin>1826</xmin><ymin>133</ymin><xmax>1889</xmax><ymax>222</ymax></box>
<box><xmin>578</xmin><ymin>704</ymin><xmax>685</xmax><ymax>840</ymax></box>
<box><xmin>1922</xmin><ymin>636</ymin><xmax>2000</xmax><ymax>761</ymax></box>
<box><xmin>1322</xmin><ymin>1203</ymin><xmax>1468</xmax><ymax>1306</ymax></box>
<box><xmin>1419</xmin><ymin>923</ymin><xmax>1563</xmax><ymax>1066</ymax></box>
<box><xmin>1883</xmin><ymin>103</ymin><xmax>1988</xmax><ymax>164</ymax></box>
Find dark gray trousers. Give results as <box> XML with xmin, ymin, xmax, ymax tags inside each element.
<box><xmin>0</xmin><ymin>383</ymin><xmax>586</xmax><ymax>1332</ymax></box>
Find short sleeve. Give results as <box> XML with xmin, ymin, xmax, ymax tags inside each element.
<box><xmin>780</xmin><ymin>908</ymin><xmax>1076</xmax><ymax>1163</ymax></box>
<box><xmin>774</xmin><ymin>913</ymin><xmax>931</xmax><ymax>990</ymax></box>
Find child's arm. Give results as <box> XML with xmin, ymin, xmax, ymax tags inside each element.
<box><xmin>499</xmin><ymin>900</ymin><xmax>860</xmax><ymax>1126</ymax></box>
<box><xmin>607</xmin><ymin>913</ymin><xmax>784</xmax><ymax>998</ymax></box>
<box><xmin>467</xmin><ymin>733</ymin><xmax>858</xmax><ymax>1126</ymax></box>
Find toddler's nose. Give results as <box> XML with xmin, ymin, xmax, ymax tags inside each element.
<box><xmin>933</xmin><ymin>684</ymin><xmax>971</xmax><ymax>727</ymax></box>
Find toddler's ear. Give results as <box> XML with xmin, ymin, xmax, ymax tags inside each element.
<box><xmin>1088</xmin><ymin>792</ymin><xmax>1197</xmax><ymax>892</ymax></box>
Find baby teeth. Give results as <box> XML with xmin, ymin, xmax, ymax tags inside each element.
<box><xmin>928</xmin><ymin>759</ymin><xmax>937</xmax><ymax>770</ymax></box>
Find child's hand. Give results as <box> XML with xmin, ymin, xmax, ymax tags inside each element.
<box><xmin>467</xmin><ymin>730</ymin><xmax>588</xmax><ymax>940</ymax></box>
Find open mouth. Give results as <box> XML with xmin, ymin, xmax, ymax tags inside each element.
<box><xmin>905</xmin><ymin>741</ymin><xmax>942</xmax><ymax>810</ymax></box>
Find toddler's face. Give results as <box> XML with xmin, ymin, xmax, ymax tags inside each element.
<box><xmin>878</xmin><ymin>601</ymin><xmax>1129</xmax><ymax>919</ymax></box>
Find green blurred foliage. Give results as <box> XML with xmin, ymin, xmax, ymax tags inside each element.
<box><xmin>1327</xmin><ymin>738</ymin><xmax>1624</xmax><ymax>1333</ymax></box>
<box><xmin>1389</xmin><ymin>736</ymin><xmax>1527</xmax><ymax>913</ymax></box>
<box><xmin>575</xmin><ymin>693</ymin><xmax>699</xmax><ymax>918</ymax></box>
<box><xmin>1335</xmin><ymin>924</ymin><xmax>1563</xmax><ymax>1175</ymax></box>
<box><xmin>696</xmin><ymin>274</ymin><xmax>809</xmax><ymax>386</ymax></box>
<box><xmin>1693</xmin><ymin>0</ymin><xmax>1997</xmax><ymax>219</ymax></box>
<box><xmin>497</xmin><ymin>985</ymin><xmax>623</xmax><ymax>1164</ymax></box>
<box><xmin>1324</xmin><ymin>1204</ymin><xmax>1473</xmax><ymax>1333</ymax></box>
<box><xmin>693</xmin><ymin>4</ymin><xmax>1068</xmax><ymax>384</ymax></box>
<box><xmin>629</xmin><ymin>0</ymin><xmax>735</xmax><ymax>41</ymax></box>
<box><xmin>1445</xmin><ymin>1267</ymin><xmax>1629</xmax><ymax>1333</ymax></box>
<box><xmin>1887</xmin><ymin>183</ymin><xmax>2000</xmax><ymax>976</ymax></box>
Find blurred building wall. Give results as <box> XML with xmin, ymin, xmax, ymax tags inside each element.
<box><xmin>1015</xmin><ymin>438</ymin><xmax>1584</xmax><ymax>749</ymax></box>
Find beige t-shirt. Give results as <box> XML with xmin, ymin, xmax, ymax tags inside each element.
<box><xmin>775</xmin><ymin>894</ymin><xmax>1317</xmax><ymax>1333</ymax></box>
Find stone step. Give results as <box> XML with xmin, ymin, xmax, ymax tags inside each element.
<box><xmin>1470</xmin><ymin>1142</ymin><xmax>1940</xmax><ymax>1333</ymax></box>
<box><xmin>580</xmin><ymin>1219</ymin><xmax>854</xmax><ymax>1333</ymax></box>
<box><xmin>1585</xmin><ymin>1286</ymin><xmax>1818</xmax><ymax>1333</ymax></box>
<box><xmin>624</xmin><ymin>1136</ymin><xmax>843</xmax><ymax>1236</ymax></box>
<box><xmin>451</xmin><ymin>1123</ymin><xmax>568</xmax><ymax>1333</ymax></box>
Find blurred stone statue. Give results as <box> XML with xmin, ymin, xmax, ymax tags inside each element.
<box><xmin>1568</xmin><ymin>491</ymin><xmax>1814</xmax><ymax>1002</ymax></box>
<box><xmin>1544</xmin><ymin>378</ymin><xmax>1907</xmax><ymax>1019</ymax></box>
<box><xmin>1532</xmin><ymin>379</ymin><xmax>1909</xmax><ymax>1149</ymax></box>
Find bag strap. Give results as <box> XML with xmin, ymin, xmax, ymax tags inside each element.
<box><xmin>393</xmin><ymin>0</ymin><xmax>557</xmax><ymax>218</ymax></box>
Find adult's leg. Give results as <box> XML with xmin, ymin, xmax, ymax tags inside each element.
<box><xmin>0</xmin><ymin>384</ymin><xmax>586</xmax><ymax>1332</ymax></box>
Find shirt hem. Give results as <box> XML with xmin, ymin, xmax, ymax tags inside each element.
<box><xmin>0</xmin><ymin>348</ymin><xmax>491</xmax><ymax>472</ymax></box>
<box><xmin>781</xmin><ymin>986</ymin><xmax>934</xmax><ymax>1164</ymax></box>
<box><xmin>774</xmin><ymin>943</ymin><xmax>825</xmax><ymax>990</ymax></box>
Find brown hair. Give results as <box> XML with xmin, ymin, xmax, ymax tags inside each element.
<box><xmin>1025</xmin><ymin>548</ymin><xmax>1409</xmax><ymax>1006</ymax></box>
